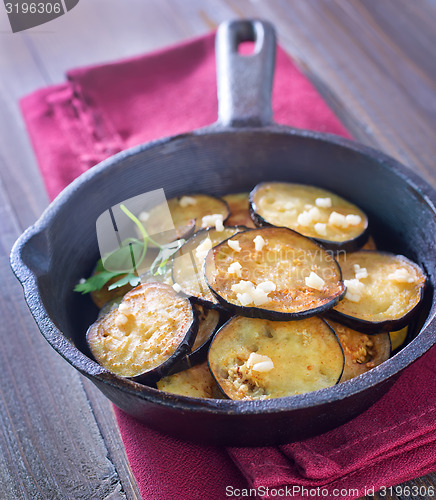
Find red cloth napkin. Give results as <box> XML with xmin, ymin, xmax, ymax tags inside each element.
<box><xmin>20</xmin><ymin>32</ymin><xmax>436</xmax><ymax>500</ymax></box>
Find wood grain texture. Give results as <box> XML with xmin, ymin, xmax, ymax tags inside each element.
<box><xmin>0</xmin><ymin>0</ymin><xmax>435</xmax><ymax>498</ymax></box>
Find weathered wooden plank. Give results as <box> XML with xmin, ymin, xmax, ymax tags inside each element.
<box><xmin>0</xmin><ymin>8</ymin><xmax>141</xmax><ymax>500</ymax></box>
<box><xmin>0</xmin><ymin>174</ymin><xmax>128</xmax><ymax>499</ymax></box>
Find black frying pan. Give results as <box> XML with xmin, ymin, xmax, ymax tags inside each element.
<box><xmin>10</xmin><ymin>20</ymin><xmax>436</xmax><ymax>446</ymax></box>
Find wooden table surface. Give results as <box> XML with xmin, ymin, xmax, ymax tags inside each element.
<box><xmin>1</xmin><ymin>1</ymin><xmax>435</xmax><ymax>498</ymax></box>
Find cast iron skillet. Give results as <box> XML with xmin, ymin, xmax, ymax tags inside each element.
<box><xmin>10</xmin><ymin>20</ymin><xmax>436</xmax><ymax>446</ymax></box>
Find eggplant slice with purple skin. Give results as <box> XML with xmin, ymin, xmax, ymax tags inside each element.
<box><xmin>326</xmin><ymin>320</ymin><xmax>391</xmax><ymax>382</ymax></box>
<box><xmin>172</xmin><ymin>226</ymin><xmax>247</xmax><ymax>307</ymax></box>
<box><xmin>166</xmin><ymin>304</ymin><xmax>224</xmax><ymax>374</ymax></box>
<box><xmin>249</xmin><ymin>182</ymin><xmax>369</xmax><ymax>252</ymax></box>
<box><xmin>144</xmin><ymin>194</ymin><xmax>230</xmax><ymax>246</ymax></box>
<box><xmin>204</xmin><ymin>227</ymin><xmax>345</xmax><ymax>321</ymax></box>
<box><xmin>87</xmin><ymin>282</ymin><xmax>198</xmax><ymax>384</ymax></box>
<box><xmin>328</xmin><ymin>251</ymin><xmax>426</xmax><ymax>333</ymax></box>
<box><xmin>223</xmin><ymin>192</ymin><xmax>256</xmax><ymax>228</ymax></box>
<box><xmin>157</xmin><ymin>361</ymin><xmax>225</xmax><ymax>399</ymax></box>
<box><xmin>207</xmin><ymin>316</ymin><xmax>345</xmax><ymax>400</ymax></box>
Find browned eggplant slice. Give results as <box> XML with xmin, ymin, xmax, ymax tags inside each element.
<box><xmin>328</xmin><ymin>251</ymin><xmax>426</xmax><ymax>333</ymax></box>
<box><xmin>249</xmin><ymin>182</ymin><xmax>369</xmax><ymax>252</ymax></box>
<box><xmin>327</xmin><ymin>320</ymin><xmax>391</xmax><ymax>382</ymax></box>
<box><xmin>204</xmin><ymin>227</ymin><xmax>345</xmax><ymax>320</ymax></box>
<box><xmin>87</xmin><ymin>282</ymin><xmax>197</xmax><ymax>383</ymax></box>
<box><xmin>361</xmin><ymin>235</ymin><xmax>377</xmax><ymax>250</ymax></box>
<box><xmin>389</xmin><ymin>326</ymin><xmax>409</xmax><ymax>352</ymax></box>
<box><xmin>208</xmin><ymin>316</ymin><xmax>344</xmax><ymax>400</ymax></box>
<box><xmin>172</xmin><ymin>226</ymin><xmax>246</xmax><ymax>307</ymax></box>
<box><xmin>191</xmin><ymin>305</ymin><xmax>222</xmax><ymax>354</ymax></box>
<box><xmin>157</xmin><ymin>361</ymin><xmax>225</xmax><ymax>399</ymax></box>
<box><xmin>143</xmin><ymin>194</ymin><xmax>230</xmax><ymax>245</ymax></box>
<box><xmin>168</xmin><ymin>304</ymin><xmax>223</xmax><ymax>373</ymax></box>
<box><xmin>223</xmin><ymin>192</ymin><xmax>256</xmax><ymax>228</ymax></box>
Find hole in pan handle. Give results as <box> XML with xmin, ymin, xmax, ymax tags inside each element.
<box><xmin>216</xmin><ymin>19</ymin><xmax>276</xmax><ymax>128</ymax></box>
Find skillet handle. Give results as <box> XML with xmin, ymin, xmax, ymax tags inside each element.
<box><xmin>216</xmin><ymin>19</ymin><xmax>276</xmax><ymax>127</ymax></box>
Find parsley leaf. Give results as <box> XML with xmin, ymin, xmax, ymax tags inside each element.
<box><xmin>108</xmin><ymin>273</ymin><xmax>141</xmax><ymax>291</ymax></box>
<box><xmin>74</xmin><ymin>204</ymin><xmax>185</xmax><ymax>295</ymax></box>
<box><xmin>74</xmin><ymin>267</ymin><xmax>126</xmax><ymax>294</ymax></box>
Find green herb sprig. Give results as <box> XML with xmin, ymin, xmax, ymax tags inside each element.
<box><xmin>74</xmin><ymin>204</ymin><xmax>184</xmax><ymax>295</ymax></box>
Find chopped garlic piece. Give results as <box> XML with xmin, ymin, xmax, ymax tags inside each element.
<box><xmin>215</xmin><ymin>218</ymin><xmax>224</xmax><ymax>231</ymax></box>
<box><xmin>232</xmin><ymin>280</ymin><xmax>255</xmax><ymax>294</ymax></box>
<box><xmin>387</xmin><ymin>268</ymin><xmax>415</xmax><ymax>283</ymax></box>
<box><xmin>297</xmin><ymin>211</ymin><xmax>312</xmax><ymax>226</ymax></box>
<box><xmin>118</xmin><ymin>303</ymin><xmax>130</xmax><ymax>314</ymax></box>
<box><xmin>329</xmin><ymin>211</ymin><xmax>347</xmax><ymax>227</ymax></box>
<box><xmin>247</xmin><ymin>353</ymin><xmax>274</xmax><ymax>372</ymax></box>
<box><xmin>252</xmin><ymin>361</ymin><xmax>275</xmax><ymax>373</ymax></box>
<box><xmin>253</xmin><ymin>234</ymin><xmax>266</xmax><ymax>251</ymax></box>
<box><xmin>195</xmin><ymin>237</ymin><xmax>213</xmax><ymax>261</ymax></box>
<box><xmin>228</xmin><ymin>262</ymin><xmax>242</xmax><ymax>277</ymax></box>
<box><xmin>297</xmin><ymin>207</ymin><xmax>321</xmax><ymax>227</ymax></box>
<box><xmin>139</xmin><ymin>211</ymin><xmax>150</xmax><ymax>222</ymax></box>
<box><xmin>179</xmin><ymin>196</ymin><xmax>197</xmax><ymax>207</ymax></box>
<box><xmin>305</xmin><ymin>271</ymin><xmax>325</xmax><ymax>291</ymax></box>
<box><xmin>345</xmin><ymin>214</ymin><xmax>362</xmax><ymax>226</ymax></box>
<box><xmin>354</xmin><ymin>264</ymin><xmax>368</xmax><ymax>280</ymax></box>
<box><xmin>228</xmin><ymin>239</ymin><xmax>241</xmax><ymax>252</ymax></box>
<box><xmin>315</xmin><ymin>197</ymin><xmax>332</xmax><ymax>208</ymax></box>
<box><xmin>314</xmin><ymin>222</ymin><xmax>327</xmax><ymax>236</ymax></box>
<box><xmin>251</xmin><ymin>288</ymin><xmax>269</xmax><ymax>306</ymax></box>
<box><xmin>115</xmin><ymin>313</ymin><xmax>128</xmax><ymax>327</ymax></box>
<box><xmin>237</xmin><ymin>292</ymin><xmax>253</xmax><ymax>306</ymax></box>
<box><xmin>232</xmin><ymin>280</ymin><xmax>275</xmax><ymax>306</ymax></box>
<box><xmin>172</xmin><ymin>283</ymin><xmax>182</xmax><ymax>293</ymax></box>
<box><xmin>256</xmin><ymin>281</ymin><xmax>276</xmax><ymax>293</ymax></box>
<box><xmin>201</xmin><ymin>214</ymin><xmax>224</xmax><ymax>230</ymax></box>
<box><xmin>344</xmin><ymin>278</ymin><xmax>365</xmax><ymax>302</ymax></box>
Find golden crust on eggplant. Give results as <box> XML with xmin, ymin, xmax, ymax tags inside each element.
<box><xmin>87</xmin><ymin>283</ymin><xmax>196</xmax><ymax>378</ymax></box>
<box><xmin>333</xmin><ymin>251</ymin><xmax>425</xmax><ymax>330</ymax></box>
<box><xmin>327</xmin><ymin>320</ymin><xmax>391</xmax><ymax>382</ymax></box>
<box><xmin>223</xmin><ymin>192</ymin><xmax>256</xmax><ymax>228</ymax></box>
<box><xmin>250</xmin><ymin>182</ymin><xmax>368</xmax><ymax>246</ymax></box>
<box><xmin>205</xmin><ymin>227</ymin><xmax>345</xmax><ymax>319</ymax></box>
<box><xmin>208</xmin><ymin>316</ymin><xmax>344</xmax><ymax>400</ymax></box>
<box><xmin>157</xmin><ymin>361</ymin><xmax>224</xmax><ymax>398</ymax></box>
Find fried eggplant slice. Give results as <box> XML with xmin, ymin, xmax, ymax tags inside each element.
<box><xmin>249</xmin><ymin>182</ymin><xmax>368</xmax><ymax>251</ymax></box>
<box><xmin>327</xmin><ymin>320</ymin><xmax>391</xmax><ymax>382</ymax></box>
<box><xmin>157</xmin><ymin>361</ymin><xmax>224</xmax><ymax>399</ymax></box>
<box><xmin>87</xmin><ymin>282</ymin><xmax>197</xmax><ymax>383</ymax></box>
<box><xmin>191</xmin><ymin>305</ymin><xmax>222</xmax><ymax>355</ymax></box>
<box><xmin>204</xmin><ymin>227</ymin><xmax>345</xmax><ymax>320</ymax></box>
<box><xmin>172</xmin><ymin>226</ymin><xmax>246</xmax><ymax>307</ymax></box>
<box><xmin>223</xmin><ymin>192</ymin><xmax>256</xmax><ymax>228</ymax></box>
<box><xmin>389</xmin><ymin>326</ymin><xmax>409</xmax><ymax>352</ymax></box>
<box><xmin>329</xmin><ymin>251</ymin><xmax>426</xmax><ymax>333</ymax></box>
<box><xmin>361</xmin><ymin>235</ymin><xmax>377</xmax><ymax>250</ymax></box>
<box><xmin>169</xmin><ymin>304</ymin><xmax>223</xmax><ymax>373</ymax></box>
<box><xmin>144</xmin><ymin>194</ymin><xmax>230</xmax><ymax>245</ymax></box>
<box><xmin>208</xmin><ymin>316</ymin><xmax>344</xmax><ymax>400</ymax></box>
